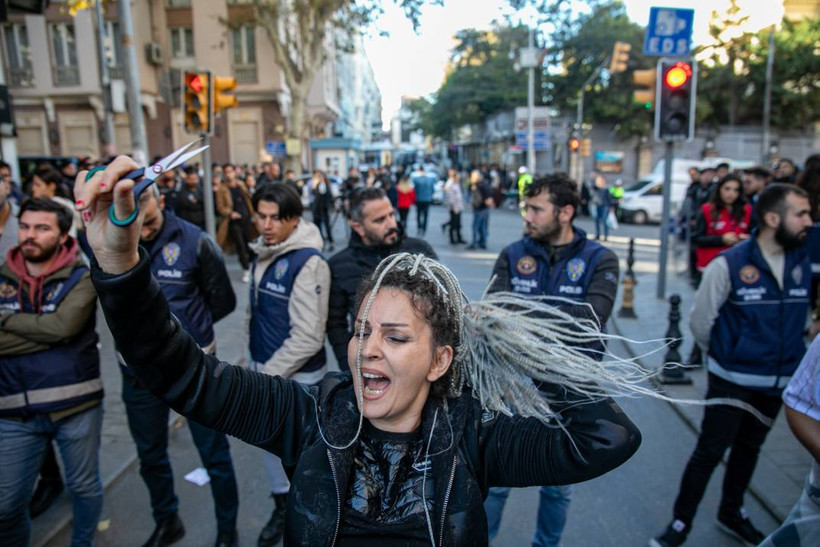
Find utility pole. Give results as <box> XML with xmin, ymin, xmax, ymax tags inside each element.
<box><xmin>117</xmin><ymin>0</ymin><xmax>148</xmax><ymax>165</ymax></box>
<box><xmin>575</xmin><ymin>62</ymin><xmax>605</xmax><ymax>186</ymax></box>
<box><xmin>526</xmin><ymin>27</ymin><xmax>535</xmax><ymax>174</ymax></box>
<box><xmin>94</xmin><ymin>0</ymin><xmax>115</xmax><ymax>157</ymax></box>
<box><xmin>761</xmin><ymin>24</ymin><xmax>775</xmax><ymax>166</ymax></box>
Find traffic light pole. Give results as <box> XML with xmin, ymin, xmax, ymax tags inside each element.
<box><xmin>201</xmin><ymin>134</ymin><xmax>216</xmax><ymax>239</ymax></box>
<box><xmin>656</xmin><ymin>140</ymin><xmax>674</xmax><ymax>299</ymax></box>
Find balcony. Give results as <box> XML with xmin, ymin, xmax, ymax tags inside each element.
<box><xmin>8</xmin><ymin>67</ymin><xmax>34</xmax><ymax>87</ymax></box>
<box><xmin>233</xmin><ymin>64</ymin><xmax>257</xmax><ymax>84</ymax></box>
<box><xmin>53</xmin><ymin>65</ymin><xmax>80</xmax><ymax>87</ymax></box>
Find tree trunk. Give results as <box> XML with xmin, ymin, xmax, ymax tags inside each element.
<box><xmin>286</xmin><ymin>85</ymin><xmax>308</xmax><ymax>173</ymax></box>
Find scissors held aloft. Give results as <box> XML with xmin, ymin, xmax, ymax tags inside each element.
<box><xmin>86</xmin><ymin>140</ymin><xmax>208</xmax><ymax>227</ymax></box>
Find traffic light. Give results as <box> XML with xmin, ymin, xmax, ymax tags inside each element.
<box><xmin>568</xmin><ymin>137</ymin><xmax>580</xmax><ymax>152</ymax></box>
<box><xmin>632</xmin><ymin>68</ymin><xmax>656</xmax><ymax>110</ymax></box>
<box><xmin>213</xmin><ymin>76</ymin><xmax>238</xmax><ymax>114</ymax></box>
<box><xmin>580</xmin><ymin>138</ymin><xmax>592</xmax><ymax>157</ymax></box>
<box><xmin>609</xmin><ymin>41</ymin><xmax>631</xmax><ymax>74</ymax></box>
<box><xmin>655</xmin><ymin>59</ymin><xmax>696</xmax><ymax>142</ymax></box>
<box><xmin>183</xmin><ymin>70</ymin><xmax>211</xmax><ymax>134</ymax></box>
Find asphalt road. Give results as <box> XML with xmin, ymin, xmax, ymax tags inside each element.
<box><xmin>48</xmin><ymin>204</ymin><xmax>776</xmax><ymax>546</ymax></box>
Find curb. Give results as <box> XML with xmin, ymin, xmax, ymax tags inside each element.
<box><xmin>608</xmin><ymin>314</ymin><xmax>786</xmax><ymax>523</ymax></box>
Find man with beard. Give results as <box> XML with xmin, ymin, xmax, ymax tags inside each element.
<box><xmin>0</xmin><ymin>199</ymin><xmax>103</xmax><ymax>547</ymax></box>
<box><xmin>483</xmin><ymin>173</ymin><xmax>619</xmax><ymax>547</ymax></box>
<box><xmin>121</xmin><ymin>188</ymin><xmax>240</xmax><ymax>547</ymax></box>
<box><xmin>326</xmin><ymin>187</ymin><xmax>436</xmax><ymax>372</ymax></box>
<box><xmin>652</xmin><ymin>184</ymin><xmax>814</xmax><ymax>547</ymax></box>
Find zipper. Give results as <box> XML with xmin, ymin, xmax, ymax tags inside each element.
<box><xmin>327</xmin><ymin>449</ymin><xmax>342</xmax><ymax>547</ymax></box>
<box><xmin>438</xmin><ymin>454</ymin><xmax>458</xmax><ymax>546</ymax></box>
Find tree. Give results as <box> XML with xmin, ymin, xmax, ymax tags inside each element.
<box><xmin>418</xmin><ymin>24</ymin><xmax>530</xmax><ymax>138</ymax></box>
<box><xmin>697</xmin><ymin>15</ymin><xmax>820</xmax><ymax>130</ymax></box>
<box><xmin>245</xmin><ymin>0</ymin><xmax>433</xmax><ymax>171</ymax></box>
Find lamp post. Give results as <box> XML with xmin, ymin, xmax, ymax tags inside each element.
<box><xmin>518</xmin><ymin>28</ymin><xmax>538</xmax><ymax>174</ymax></box>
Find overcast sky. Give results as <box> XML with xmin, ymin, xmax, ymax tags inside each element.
<box><xmin>363</xmin><ymin>0</ymin><xmax>785</xmax><ymax>129</ymax></box>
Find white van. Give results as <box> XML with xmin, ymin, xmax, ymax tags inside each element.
<box><xmin>619</xmin><ymin>158</ymin><xmax>703</xmax><ymax>224</ymax></box>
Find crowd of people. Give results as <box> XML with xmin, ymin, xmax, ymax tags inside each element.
<box><xmin>0</xmin><ymin>149</ymin><xmax>818</xmax><ymax>547</ymax></box>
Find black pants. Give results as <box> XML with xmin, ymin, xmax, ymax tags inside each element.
<box><xmin>312</xmin><ymin>205</ymin><xmax>334</xmax><ymax>244</ymax></box>
<box><xmin>398</xmin><ymin>208</ymin><xmax>410</xmax><ymax>228</ymax></box>
<box><xmin>228</xmin><ymin>218</ymin><xmax>250</xmax><ymax>270</ymax></box>
<box><xmin>416</xmin><ymin>202</ymin><xmax>431</xmax><ymax>235</ymax></box>
<box><xmin>448</xmin><ymin>211</ymin><xmax>463</xmax><ymax>243</ymax></box>
<box><xmin>672</xmin><ymin>373</ymin><xmax>782</xmax><ymax>525</ymax></box>
<box><xmin>122</xmin><ymin>373</ymin><xmax>239</xmax><ymax>531</ymax></box>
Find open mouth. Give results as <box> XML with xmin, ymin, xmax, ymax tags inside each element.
<box><xmin>362</xmin><ymin>370</ymin><xmax>391</xmax><ymax>398</ymax></box>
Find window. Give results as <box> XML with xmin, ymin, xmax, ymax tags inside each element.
<box><xmin>166</xmin><ymin>0</ymin><xmax>191</xmax><ymax>7</ymax></box>
<box><xmin>231</xmin><ymin>26</ymin><xmax>256</xmax><ymax>83</ymax></box>
<box><xmin>49</xmin><ymin>23</ymin><xmax>79</xmax><ymax>86</ymax></box>
<box><xmin>170</xmin><ymin>27</ymin><xmax>194</xmax><ymax>59</ymax></box>
<box><xmin>3</xmin><ymin>24</ymin><xmax>33</xmax><ymax>87</ymax></box>
<box><xmin>104</xmin><ymin>21</ymin><xmax>125</xmax><ymax>79</ymax></box>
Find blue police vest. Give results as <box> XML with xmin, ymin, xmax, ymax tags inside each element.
<box><xmin>807</xmin><ymin>224</ymin><xmax>820</xmax><ymax>283</ymax></box>
<box><xmin>0</xmin><ymin>264</ymin><xmax>101</xmax><ymax>418</ymax></box>
<box><xmin>505</xmin><ymin>230</ymin><xmax>606</xmax><ymax>301</ymax></box>
<box><xmin>505</xmin><ymin>229</ymin><xmax>607</xmax><ymax>356</ymax></box>
<box><xmin>146</xmin><ymin>213</ymin><xmax>214</xmax><ymax>348</ymax></box>
<box><xmin>249</xmin><ymin>248</ymin><xmax>326</xmax><ymax>372</ymax></box>
<box><xmin>709</xmin><ymin>238</ymin><xmax>811</xmax><ymax>393</ymax></box>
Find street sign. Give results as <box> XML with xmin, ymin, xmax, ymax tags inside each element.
<box><xmin>265</xmin><ymin>140</ymin><xmax>286</xmax><ymax>158</ymax></box>
<box><xmin>643</xmin><ymin>7</ymin><xmax>694</xmax><ymax>57</ymax></box>
<box><xmin>514</xmin><ymin>107</ymin><xmax>550</xmax><ymax>131</ymax></box>
<box><xmin>515</xmin><ymin>131</ymin><xmax>549</xmax><ymax>151</ymax></box>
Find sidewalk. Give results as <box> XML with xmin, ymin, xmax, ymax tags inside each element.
<box><xmin>608</xmin><ymin>243</ymin><xmax>811</xmax><ymax>523</ymax></box>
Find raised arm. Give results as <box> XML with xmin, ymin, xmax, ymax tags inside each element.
<box><xmin>75</xmin><ymin>156</ymin><xmax>317</xmax><ymax>461</ymax></box>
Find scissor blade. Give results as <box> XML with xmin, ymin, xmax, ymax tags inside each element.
<box><xmin>164</xmin><ymin>145</ymin><xmax>209</xmax><ymax>172</ymax></box>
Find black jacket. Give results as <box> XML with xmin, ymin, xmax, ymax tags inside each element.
<box><xmin>92</xmin><ymin>251</ymin><xmax>641</xmax><ymax>546</ymax></box>
<box><xmin>326</xmin><ymin>231</ymin><xmax>437</xmax><ymax>371</ymax></box>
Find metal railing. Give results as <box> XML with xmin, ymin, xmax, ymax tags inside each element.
<box><xmin>8</xmin><ymin>67</ymin><xmax>33</xmax><ymax>87</ymax></box>
<box><xmin>53</xmin><ymin>65</ymin><xmax>80</xmax><ymax>87</ymax></box>
<box><xmin>233</xmin><ymin>64</ymin><xmax>257</xmax><ymax>83</ymax></box>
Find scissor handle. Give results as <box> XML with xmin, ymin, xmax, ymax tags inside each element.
<box><xmin>85</xmin><ymin>166</ymin><xmax>149</xmax><ymax>227</ymax></box>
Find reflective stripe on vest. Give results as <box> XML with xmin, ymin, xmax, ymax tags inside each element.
<box><xmin>0</xmin><ymin>378</ymin><xmax>103</xmax><ymax>410</ymax></box>
<box><xmin>707</xmin><ymin>356</ymin><xmax>791</xmax><ymax>389</ymax></box>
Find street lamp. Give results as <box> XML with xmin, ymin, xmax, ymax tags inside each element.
<box><xmin>518</xmin><ymin>29</ymin><xmax>538</xmax><ymax>175</ymax></box>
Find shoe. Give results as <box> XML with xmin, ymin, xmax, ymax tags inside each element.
<box><xmin>242</xmin><ymin>270</ymin><xmax>251</xmax><ymax>283</ymax></box>
<box><xmin>479</xmin><ymin>244</ymin><xmax>487</xmax><ymax>249</ymax></box>
<box><xmin>215</xmin><ymin>529</ymin><xmax>239</xmax><ymax>547</ymax></box>
<box><xmin>142</xmin><ymin>513</ymin><xmax>185</xmax><ymax>547</ymax></box>
<box><xmin>29</xmin><ymin>478</ymin><xmax>64</xmax><ymax>518</ymax></box>
<box><xmin>716</xmin><ymin>508</ymin><xmax>765</xmax><ymax>546</ymax></box>
<box><xmin>466</xmin><ymin>245</ymin><xmax>477</xmax><ymax>250</ymax></box>
<box><xmin>258</xmin><ymin>493</ymin><xmax>287</xmax><ymax>547</ymax></box>
<box><xmin>649</xmin><ymin>519</ymin><xmax>688</xmax><ymax>547</ymax></box>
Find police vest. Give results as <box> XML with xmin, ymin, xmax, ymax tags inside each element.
<box><xmin>708</xmin><ymin>238</ymin><xmax>810</xmax><ymax>394</ymax></box>
<box><xmin>147</xmin><ymin>213</ymin><xmax>214</xmax><ymax>348</ymax></box>
<box><xmin>505</xmin><ymin>231</ymin><xmax>605</xmax><ymax>301</ymax></box>
<box><xmin>0</xmin><ymin>265</ymin><xmax>101</xmax><ymax>418</ymax></box>
<box><xmin>249</xmin><ymin>248</ymin><xmax>326</xmax><ymax>372</ymax></box>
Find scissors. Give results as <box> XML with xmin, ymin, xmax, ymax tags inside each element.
<box><xmin>85</xmin><ymin>140</ymin><xmax>209</xmax><ymax>227</ymax></box>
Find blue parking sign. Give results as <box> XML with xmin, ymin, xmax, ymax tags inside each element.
<box><xmin>644</xmin><ymin>7</ymin><xmax>694</xmax><ymax>57</ymax></box>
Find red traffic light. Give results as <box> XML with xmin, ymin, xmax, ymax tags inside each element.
<box><xmin>569</xmin><ymin>137</ymin><xmax>580</xmax><ymax>152</ymax></box>
<box><xmin>187</xmin><ymin>74</ymin><xmax>203</xmax><ymax>93</ymax></box>
<box><xmin>664</xmin><ymin>62</ymin><xmax>691</xmax><ymax>89</ymax></box>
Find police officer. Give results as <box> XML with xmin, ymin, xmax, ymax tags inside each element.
<box><xmin>0</xmin><ymin>199</ymin><xmax>103</xmax><ymax>547</ymax></box>
<box><xmin>652</xmin><ymin>184</ymin><xmax>814</xmax><ymax>547</ymax></box>
<box><xmin>246</xmin><ymin>183</ymin><xmax>331</xmax><ymax>547</ymax></box>
<box><xmin>484</xmin><ymin>173</ymin><xmax>620</xmax><ymax>547</ymax></box>
<box><xmin>121</xmin><ymin>188</ymin><xmax>240</xmax><ymax>547</ymax></box>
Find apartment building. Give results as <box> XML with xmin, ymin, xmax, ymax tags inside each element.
<box><xmin>2</xmin><ymin>0</ymin><xmax>344</xmax><ymax>170</ymax></box>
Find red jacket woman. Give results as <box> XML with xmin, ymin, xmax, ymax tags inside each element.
<box><xmin>693</xmin><ymin>174</ymin><xmax>752</xmax><ymax>272</ymax></box>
